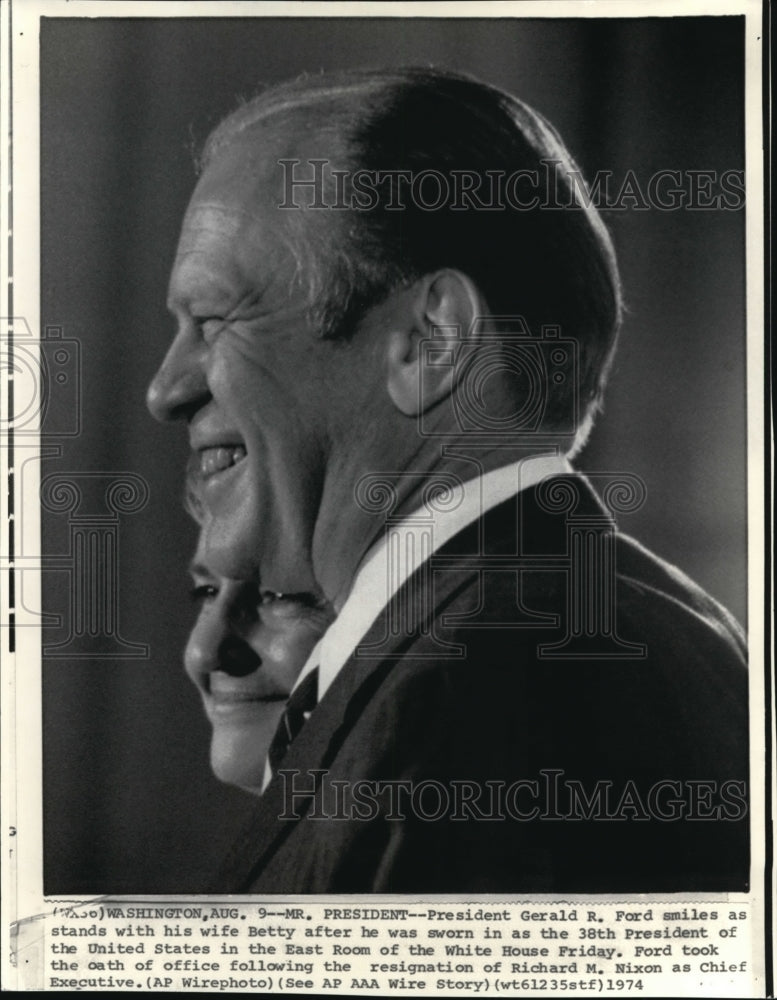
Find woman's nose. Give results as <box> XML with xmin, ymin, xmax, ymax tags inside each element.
<box><xmin>213</xmin><ymin>636</ymin><xmax>262</xmax><ymax>677</ymax></box>
<box><xmin>185</xmin><ymin>607</ymin><xmax>261</xmax><ymax>681</ymax></box>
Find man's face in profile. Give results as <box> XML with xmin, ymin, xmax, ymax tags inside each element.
<box><xmin>147</xmin><ymin>126</ymin><xmax>368</xmax><ymax>599</ymax></box>
<box><xmin>185</xmin><ymin>530</ymin><xmax>334</xmax><ymax>794</ymax></box>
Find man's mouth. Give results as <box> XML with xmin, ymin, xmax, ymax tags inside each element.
<box><xmin>199</xmin><ymin>445</ymin><xmax>247</xmax><ymax>479</ymax></box>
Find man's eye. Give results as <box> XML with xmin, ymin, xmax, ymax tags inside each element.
<box><xmin>190</xmin><ymin>583</ymin><xmax>219</xmax><ymax>603</ymax></box>
<box><xmin>195</xmin><ymin>317</ymin><xmax>226</xmax><ymax>343</ymax></box>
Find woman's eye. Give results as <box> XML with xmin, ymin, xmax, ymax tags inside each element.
<box><xmin>258</xmin><ymin>590</ymin><xmax>331</xmax><ymax>623</ymax></box>
<box><xmin>258</xmin><ymin>592</ymin><xmax>295</xmax><ymax>616</ymax></box>
<box><xmin>260</xmin><ymin>590</ymin><xmax>310</xmax><ymax>606</ymax></box>
<box><xmin>190</xmin><ymin>583</ymin><xmax>219</xmax><ymax>603</ymax></box>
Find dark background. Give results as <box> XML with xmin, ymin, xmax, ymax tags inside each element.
<box><xmin>40</xmin><ymin>15</ymin><xmax>746</xmax><ymax>893</ymax></box>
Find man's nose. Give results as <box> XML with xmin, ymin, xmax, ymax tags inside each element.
<box><xmin>146</xmin><ymin>329</ymin><xmax>210</xmax><ymax>422</ymax></box>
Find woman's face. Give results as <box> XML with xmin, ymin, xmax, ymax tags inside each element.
<box><xmin>184</xmin><ymin>533</ymin><xmax>333</xmax><ymax>794</ymax></box>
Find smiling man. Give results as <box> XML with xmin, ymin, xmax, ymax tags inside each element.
<box><xmin>147</xmin><ymin>68</ymin><xmax>748</xmax><ymax>892</ymax></box>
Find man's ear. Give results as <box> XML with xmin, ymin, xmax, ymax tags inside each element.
<box><xmin>386</xmin><ymin>270</ymin><xmax>482</xmax><ymax>416</ymax></box>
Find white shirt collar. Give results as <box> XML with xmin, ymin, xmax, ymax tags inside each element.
<box><xmin>301</xmin><ymin>453</ymin><xmax>570</xmax><ymax>701</ymax></box>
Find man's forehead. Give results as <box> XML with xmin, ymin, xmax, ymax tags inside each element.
<box><xmin>170</xmin><ymin>189</ymin><xmax>291</xmax><ymax>308</ymax></box>
<box><xmin>177</xmin><ymin>121</ymin><xmax>318</xmax><ymax>252</ymax></box>
<box><xmin>170</xmin><ymin>127</ymin><xmax>330</xmax><ymax>310</ymax></box>
<box><xmin>179</xmin><ymin>202</ymin><xmax>244</xmax><ymax>244</ymax></box>
<box><xmin>167</xmin><ymin>206</ymin><xmax>249</xmax><ymax>312</ymax></box>
<box><xmin>195</xmin><ymin>121</ymin><xmax>312</xmax><ymax>207</ymax></box>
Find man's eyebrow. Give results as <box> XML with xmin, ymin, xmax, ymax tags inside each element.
<box><xmin>166</xmin><ymin>284</ymin><xmax>234</xmax><ymax>317</ymax></box>
<box><xmin>167</xmin><ymin>282</ymin><xmax>269</xmax><ymax>319</ymax></box>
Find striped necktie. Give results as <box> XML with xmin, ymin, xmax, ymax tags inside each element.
<box><xmin>267</xmin><ymin>667</ymin><xmax>319</xmax><ymax>773</ymax></box>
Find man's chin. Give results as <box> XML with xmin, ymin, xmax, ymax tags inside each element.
<box><xmin>199</xmin><ymin>516</ymin><xmax>317</xmax><ymax>595</ymax></box>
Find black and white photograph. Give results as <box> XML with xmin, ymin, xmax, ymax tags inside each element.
<box><xmin>1</xmin><ymin>1</ymin><xmax>770</xmax><ymax>995</ymax></box>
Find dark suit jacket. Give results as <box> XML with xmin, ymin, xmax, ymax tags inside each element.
<box><xmin>215</xmin><ymin>474</ymin><xmax>748</xmax><ymax>893</ymax></box>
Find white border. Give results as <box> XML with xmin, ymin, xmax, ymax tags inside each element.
<box><xmin>1</xmin><ymin>1</ymin><xmax>769</xmax><ymax>995</ymax></box>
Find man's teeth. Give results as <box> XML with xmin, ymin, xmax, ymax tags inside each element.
<box><xmin>200</xmin><ymin>445</ymin><xmax>246</xmax><ymax>477</ymax></box>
